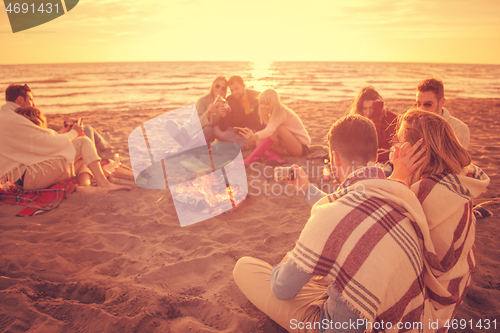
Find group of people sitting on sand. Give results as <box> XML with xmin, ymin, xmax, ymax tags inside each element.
<box><xmin>0</xmin><ymin>84</ymin><xmax>131</xmax><ymax>193</ymax></box>
<box><xmin>193</xmin><ymin>75</ymin><xmax>312</xmax><ymax>164</ymax></box>
<box><xmin>0</xmin><ymin>76</ymin><xmax>489</xmax><ymax>332</ymax></box>
<box><xmin>191</xmin><ymin>75</ymin><xmax>485</xmax><ymax>332</ymax></box>
<box><xmin>194</xmin><ymin>76</ymin><xmax>470</xmax><ymax>172</ymax></box>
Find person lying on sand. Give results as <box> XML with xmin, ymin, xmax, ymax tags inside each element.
<box><xmin>234</xmin><ymin>115</ymin><xmax>432</xmax><ymax>333</ymax></box>
<box><xmin>0</xmin><ymin>85</ymin><xmax>130</xmax><ymax>193</ymax></box>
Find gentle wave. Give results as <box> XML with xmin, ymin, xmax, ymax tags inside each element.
<box><xmin>1</xmin><ymin>61</ymin><xmax>499</xmax><ymax>114</ymax></box>
<box><xmin>30</xmin><ymin>79</ymin><xmax>68</xmax><ymax>84</ymax></box>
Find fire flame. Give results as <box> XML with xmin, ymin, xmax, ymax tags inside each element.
<box><xmin>174</xmin><ymin>174</ymin><xmax>239</xmax><ymax>214</ymax></box>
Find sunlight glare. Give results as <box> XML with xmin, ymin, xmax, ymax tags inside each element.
<box><xmin>248</xmin><ymin>61</ymin><xmax>280</xmax><ymax>93</ymax></box>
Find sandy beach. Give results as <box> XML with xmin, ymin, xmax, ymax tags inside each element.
<box><xmin>1</xmin><ymin>98</ymin><xmax>499</xmax><ymax>333</ymax></box>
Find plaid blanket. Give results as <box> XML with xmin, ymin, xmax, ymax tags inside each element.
<box><xmin>289</xmin><ymin>167</ymin><xmax>431</xmax><ymax>332</ymax></box>
<box><xmin>0</xmin><ymin>179</ymin><xmax>78</xmax><ymax>216</ymax></box>
<box><xmin>410</xmin><ymin>165</ymin><xmax>489</xmax><ymax>333</ymax></box>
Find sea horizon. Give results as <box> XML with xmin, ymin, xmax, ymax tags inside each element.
<box><xmin>3</xmin><ymin>60</ymin><xmax>500</xmax><ymax>66</ymax></box>
<box><xmin>1</xmin><ymin>61</ymin><xmax>499</xmax><ymax>114</ymax></box>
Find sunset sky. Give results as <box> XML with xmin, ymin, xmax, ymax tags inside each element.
<box><xmin>1</xmin><ymin>0</ymin><xmax>499</xmax><ymax>65</ymax></box>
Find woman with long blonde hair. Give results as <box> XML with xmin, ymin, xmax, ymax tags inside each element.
<box><xmin>240</xmin><ymin>89</ymin><xmax>311</xmax><ymax>164</ymax></box>
<box><xmin>391</xmin><ymin>109</ymin><xmax>489</xmax><ymax>330</ymax></box>
<box><xmin>391</xmin><ymin>109</ymin><xmax>471</xmax><ymax>185</ymax></box>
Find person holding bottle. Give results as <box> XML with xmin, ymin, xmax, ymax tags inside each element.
<box><xmin>195</xmin><ymin>76</ymin><xmax>229</xmax><ymax>142</ymax></box>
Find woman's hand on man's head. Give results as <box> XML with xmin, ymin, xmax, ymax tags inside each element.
<box><xmin>390</xmin><ymin>138</ymin><xmax>427</xmax><ymax>182</ymax></box>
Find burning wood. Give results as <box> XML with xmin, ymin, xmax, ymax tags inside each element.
<box><xmin>173</xmin><ymin>174</ymin><xmax>240</xmax><ymax>215</ymax></box>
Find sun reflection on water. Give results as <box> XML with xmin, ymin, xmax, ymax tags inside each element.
<box><xmin>247</xmin><ymin>61</ymin><xmax>280</xmax><ymax>93</ymax></box>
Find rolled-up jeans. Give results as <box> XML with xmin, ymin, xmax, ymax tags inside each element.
<box><xmin>23</xmin><ymin>136</ymin><xmax>101</xmax><ymax>190</ymax></box>
<box><xmin>233</xmin><ymin>256</ymin><xmax>326</xmax><ymax>333</ymax></box>
<box><xmin>84</xmin><ymin>125</ymin><xmax>105</xmax><ymax>145</ymax></box>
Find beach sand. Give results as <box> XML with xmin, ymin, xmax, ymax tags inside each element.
<box><xmin>1</xmin><ymin>99</ymin><xmax>499</xmax><ymax>332</ymax></box>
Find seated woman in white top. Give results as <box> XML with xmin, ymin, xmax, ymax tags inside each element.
<box><xmin>240</xmin><ymin>89</ymin><xmax>311</xmax><ymax>164</ymax></box>
<box><xmin>12</xmin><ymin>106</ymin><xmax>130</xmax><ymax>194</ymax></box>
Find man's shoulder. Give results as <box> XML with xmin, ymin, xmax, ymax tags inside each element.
<box><xmin>444</xmin><ymin>108</ymin><xmax>469</xmax><ymax>131</ymax></box>
<box><xmin>226</xmin><ymin>94</ymin><xmax>238</xmax><ymax>104</ymax></box>
<box><xmin>0</xmin><ymin>102</ymin><xmax>20</xmax><ymax>126</ymax></box>
<box><xmin>246</xmin><ymin>89</ymin><xmax>259</xmax><ymax>99</ymax></box>
<box><xmin>442</xmin><ymin>108</ymin><xmax>467</xmax><ymax>124</ymax></box>
<box><xmin>315</xmin><ymin>176</ymin><xmax>418</xmax><ymax>210</ymax></box>
<box><xmin>307</xmin><ymin>181</ymin><xmax>407</xmax><ymax>233</ymax></box>
<box><xmin>1</xmin><ymin>101</ymin><xmax>18</xmax><ymax>113</ymax></box>
<box><xmin>450</xmin><ymin>115</ymin><xmax>468</xmax><ymax>128</ymax></box>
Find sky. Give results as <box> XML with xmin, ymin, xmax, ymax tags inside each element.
<box><xmin>1</xmin><ymin>0</ymin><xmax>499</xmax><ymax>65</ymax></box>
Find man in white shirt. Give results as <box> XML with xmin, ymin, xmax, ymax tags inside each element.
<box><xmin>414</xmin><ymin>79</ymin><xmax>493</xmax><ymax>218</ymax></box>
<box><xmin>1</xmin><ymin>84</ymin><xmax>129</xmax><ymax>192</ymax></box>
<box><xmin>414</xmin><ymin>77</ymin><xmax>470</xmax><ymax>149</ymax></box>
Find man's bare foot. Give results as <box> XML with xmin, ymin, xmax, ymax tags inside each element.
<box><xmin>76</xmin><ymin>185</ymin><xmax>109</xmax><ymax>194</ymax></box>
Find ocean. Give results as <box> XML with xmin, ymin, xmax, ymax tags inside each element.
<box><xmin>0</xmin><ymin>61</ymin><xmax>499</xmax><ymax>114</ymax></box>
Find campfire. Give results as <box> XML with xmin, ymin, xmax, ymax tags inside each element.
<box><xmin>133</xmin><ymin>140</ymin><xmax>248</xmax><ymax>223</ymax></box>
<box><xmin>172</xmin><ymin>173</ymin><xmax>244</xmax><ymax>215</ymax></box>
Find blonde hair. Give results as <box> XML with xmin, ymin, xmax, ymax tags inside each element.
<box><xmin>258</xmin><ymin>89</ymin><xmax>293</xmax><ymax>125</ymax></box>
<box><xmin>16</xmin><ymin>106</ymin><xmax>47</xmax><ymax>128</ymax></box>
<box><xmin>398</xmin><ymin>109</ymin><xmax>471</xmax><ymax>185</ymax></box>
<box><xmin>208</xmin><ymin>76</ymin><xmax>228</xmax><ymax>103</ymax></box>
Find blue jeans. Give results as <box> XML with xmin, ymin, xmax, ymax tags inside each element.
<box><xmin>213</xmin><ymin>126</ymin><xmax>248</xmax><ymax>150</ymax></box>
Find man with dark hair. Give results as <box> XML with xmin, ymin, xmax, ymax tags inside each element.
<box><xmin>5</xmin><ymin>84</ymin><xmax>34</xmax><ymax>107</ymax></box>
<box><xmin>415</xmin><ymin>77</ymin><xmax>470</xmax><ymax>148</ymax></box>
<box><xmin>233</xmin><ymin>115</ymin><xmax>431</xmax><ymax>333</ymax></box>
<box><xmin>0</xmin><ymin>84</ymin><xmax>129</xmax><ymax>192</ymax></box>
<box><xmin>327</xmin><ymin>113</ymin><xmax>378</xmax><ymax>168</ymax></box>
<box><xmin>1</xmin><ymin>83</ymin><xmax>110</xmax><ymax>151</ymax></box>
<box><xmin>213</xmin><ymin>75</ymin><xmax>261</xmax><ymax>149</ymax></box>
